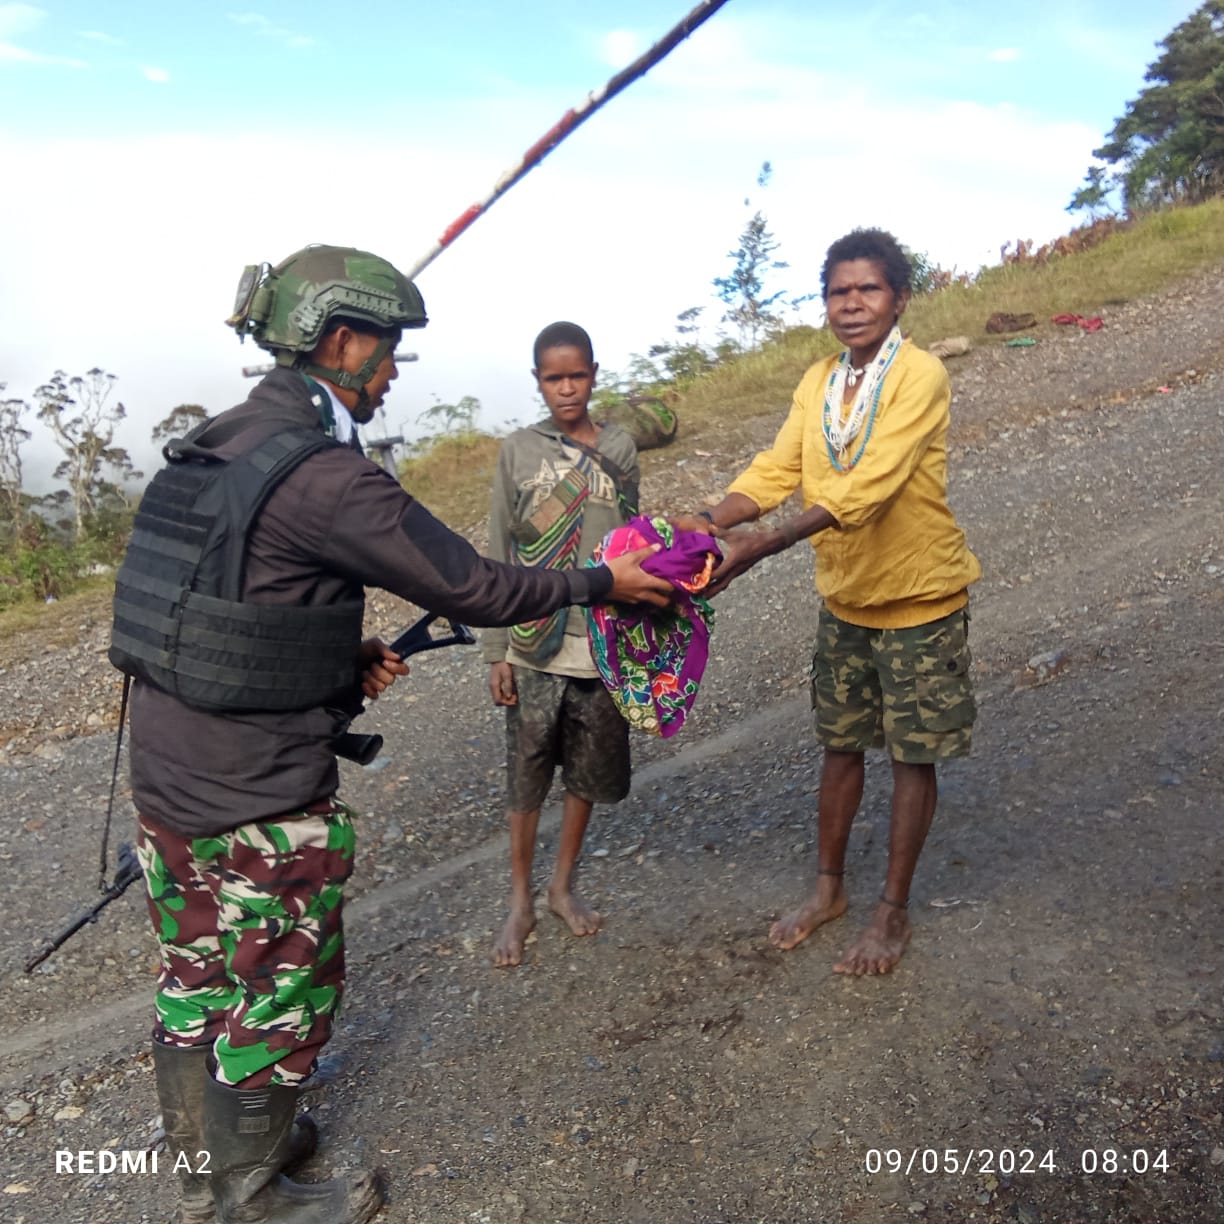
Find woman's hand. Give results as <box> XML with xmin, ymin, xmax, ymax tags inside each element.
<box><xmin>669</xmin><ymin>513</ymin><xmax>723</xmax><ymax>537</ymax></box>
<box><xmin>489</xmin><ymin>661</ymin><xmax>518</xmax><ymax>707</ymax></box>
<box><xmin>359</xmin><ymin>637</ymin><xmax>410</xmax><ymax>700</ymax></box>
<box><xmin>704</xmin><ymin>530</ymin><xmax>773</xmax><ymax>597</ymax></box>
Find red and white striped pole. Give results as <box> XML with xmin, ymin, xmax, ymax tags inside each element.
<box><xmin>404</xmin><ymin>0</ymin><xmax>733</xmax><ymax>280</ymax></box>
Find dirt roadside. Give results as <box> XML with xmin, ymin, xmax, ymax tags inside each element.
<box><xmin>1</xmin><ymin>271</ymin><xmax>1222</xmax><ymax>1223</ymax></box>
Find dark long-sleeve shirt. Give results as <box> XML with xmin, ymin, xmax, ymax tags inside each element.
<box><xmin>129</xmin><ymin>368</ymin><xmax>611</xmax><ymax>837</ymax></box>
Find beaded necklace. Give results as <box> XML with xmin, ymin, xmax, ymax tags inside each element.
<box><xmin>821</xmin><ymin>326</ymin><xmax>903</xmax><ymax>471</ymax></box>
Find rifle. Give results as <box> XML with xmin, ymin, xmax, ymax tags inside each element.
<box><xmin>25</xmin><ymin>614</ymin><xmax>475</xmax><ymax>970</ymax></box>
<box><xmin>24</xmin><ymin>841</ymin><xmax>143</xmax><ymax>973</ymax></box>
<box><xmin>333</xmin><ymin>612</ymin><xmax>476</xmax><ymax>765</ymax></box>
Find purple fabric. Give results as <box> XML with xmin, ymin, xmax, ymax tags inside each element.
<box><xmin>585</xmin><ymin>516</ymin><xmax>721</xmax><ymax>738</ymax></box>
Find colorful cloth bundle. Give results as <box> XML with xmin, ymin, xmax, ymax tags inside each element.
<box><xmin>585</xmin><ymin>515</ymin><xmax>721</xmax><ymax>738</ymax></box>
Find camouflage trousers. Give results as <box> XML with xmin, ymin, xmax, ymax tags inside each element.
<box><xmin>136</xmin><ymin>800</ymin><xmax>356</xmax><ymax>1090</ymax></box>
<box><xmin>811</xmin><ymin>606</ymin><xmax>976</xmax><ymax>763</ymax></box>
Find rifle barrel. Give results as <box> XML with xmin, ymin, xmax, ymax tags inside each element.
<box><xmin>24</xmin><ymin>904</ymin><xmax>104</xmax><ymax>973</ymax></box>
<box><xmin>23</xmin><ymin>852</ymin><xmax>144</xmax><ymax>973</ymax></box>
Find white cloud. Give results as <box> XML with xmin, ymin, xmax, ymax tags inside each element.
<box><xmin>0</xmin><ymin>2</ymin><xmax>41</xmax><ymax>38</ymax></box>
<box><xmin>141</xmin><ymin>64</ymin><xmax>170</xmax><ymax>83</ymax></box>
<box><xmin>227</xmin><ymin>11</ymin><xmax>314</xmax><ymax>49</ymax></box>
<box><xmin>0</xmin><ymin>2</ymin><xmax>85</xmax><ymax>66</ymax></box>
<box><xmin>599</xmin><ymin>29</ymin><xmax>642</xmax><ymax>68</ymax></box>
<box><xmin>988</xmin><ymin>47</ymin><xmax>1021</xmax><ymax>63</ymax></box>
<box><xmin>78</xmin><ymin>29</ymin><xmax>122</xmax><ymax>46</ymax></box>
<box><xmin>0</xmin><ymin>42</ymin><xmax>80</xmax><ymax>64</ymax></box>
<box><xmin>0</xmin><ymin>41</ymin><xmax>84</xmax><ymax>66</ymax></box>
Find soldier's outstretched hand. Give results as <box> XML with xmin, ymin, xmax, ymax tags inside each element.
<box><xmin>604</xmin><ymin>545</ymin><xmax>672</xmax><ymax>607</ymax></box>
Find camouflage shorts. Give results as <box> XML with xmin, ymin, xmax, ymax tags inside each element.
<box><xmin>137</xmin><ymin>799</ymin><xmax>356</xmax><ymax>1090</ymax></box>
<box><xmin>505</xmin><ymin>667</ymin><xmax>631</xmax><ymax>811</ymax></box>
<box><xmin>811</xmin><ymin>606</ymin><xmax>976</xmax><ymax>763</ymax></box>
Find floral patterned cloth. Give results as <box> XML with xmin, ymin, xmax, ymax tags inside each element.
<box><xmin>585</xmin><ymin>515</ymin><xmax>721</xmax><ymax>738</ymax></box>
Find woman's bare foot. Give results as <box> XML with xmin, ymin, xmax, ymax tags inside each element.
<box><xmin>834</xmin><ymin>899</ymin><xmax>912</xmax><ymax>974</ymax></box>
<box><xmin>547</xmin><ymin>885</ymin><xmax>603</xmax><ymax>937</ymax></box>
<box><xmin>768</xmin><ymin>891</ymin><xmax>847</xmax><ymax>954</ymax></box>
<box><xmin>768</xmin><ymin>876</ymin><xmax>848</xmax><ymax>950</ymax></box>
<box><xmin>493</xmin><ymin>901</ymin><xmax>537</xmax><ymax>968</ymax></box>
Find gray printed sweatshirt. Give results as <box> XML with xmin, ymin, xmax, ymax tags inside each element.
<box><xmin>482</xmin><ymin>421</ymin><xmax>639</xmax><ymax>668</ymax></box>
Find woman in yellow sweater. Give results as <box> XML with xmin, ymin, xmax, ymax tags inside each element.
<box><xmin>676</xmin><ymin>228</ymin><xmax>980</xmax><ymax>975</ymax></box>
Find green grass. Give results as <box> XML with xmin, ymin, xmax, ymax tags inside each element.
<box><xmin>907</xmin><ymin>200</ymin><xmax>1224</xmax><ymax>345</ymax></box>
<box><xmin>676</xmin><ymin>198</ymin><xmax>1224</xmax><ymax>440</ymax></box>
<box><xmin>0</xmin><ymin>574</ymin><xmax>113</xmax><ymax>646</ymax></box>
<box><xmin>398</xmin><ymin>431</ymin><xmax>503</xmax><ymax>530</ymax></box>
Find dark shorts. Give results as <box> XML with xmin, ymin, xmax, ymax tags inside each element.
<box><xmin>505</xmin><ymin>667</ymin><xmax>631</xmax><ymax>811</ymax></box>
<box><xmin>810</xmin><ymin>606</ymin><xmax>976</xmax><ymax>763</ymax></box>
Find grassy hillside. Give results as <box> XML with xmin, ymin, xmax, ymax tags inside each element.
<box><xmin>398</xmin><ymin>199</ymin><xmax>1224</xmax><ymax>514</ymax></box>
<box><xmin>0</xmin><ymin>574</ymin><xmax>114</xmax><ymax>648</ymax></box>
<box><xmin>673</xmin><ymin>199</ymin><xmax>1224</xmax><ymax>442</ymax></box>
<box><xmin>399</xmin><ymin>431</ymin><xmax>502</xmax><ymax>530</ymax></box>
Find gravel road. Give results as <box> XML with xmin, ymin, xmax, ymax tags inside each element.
<box><xmin>1</xmin><ymin>269</ymin><xmax>1222</xmax><ymax>1223</ymax></box>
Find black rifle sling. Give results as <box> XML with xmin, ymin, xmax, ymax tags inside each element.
<box><xmin>99</xmin><ymin>672</ymin><xmax>131</xmax><ymax>893</ymax></box>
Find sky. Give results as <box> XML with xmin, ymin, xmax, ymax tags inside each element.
<box><xmin>0</xmin><ymin>0</ymin><xmax>1202</xmax><ymax>486</ymax></box>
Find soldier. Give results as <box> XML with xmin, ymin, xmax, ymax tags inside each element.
<box><xmin>110</xmin><ymin>245</ymin><xmax>671</xmax><ymax>1224</ymax></box>
<box><xmin>674</xmin><ymin>228</ymin><xmax>981</xmax><ymax>977</ymax></box>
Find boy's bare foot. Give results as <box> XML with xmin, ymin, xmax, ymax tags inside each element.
<box><xmin>547</xmin><ymin>885</ymin><xmax>603</xmax><ymax>937</ymax></box>
<box><xmin>833</xmin><ymin>899</ymin><xmax>912</xmax><ymax>975</ymax></box>
<box><xmin>493</xmin><ymin>902</ymin><xmax>536</xmax><ymax>968</ymax></box>
<box><xmin>768</xmin><ymin>875</ymin><xmax>848</xmax><ymax>950</ymax></box>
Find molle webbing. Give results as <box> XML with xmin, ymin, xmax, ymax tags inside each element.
<box><xmin>109</xmin><ymin>427</ymin><xmax>364</xmax><ymax>713</ymax></box>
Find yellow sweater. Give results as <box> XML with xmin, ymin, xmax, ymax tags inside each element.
<box><xmin>727</xmin><ymin>340</ymin><xmax>980</xmax><ymax>629</ymax></box>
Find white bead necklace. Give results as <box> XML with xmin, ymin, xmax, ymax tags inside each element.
<box><xmin>822</xmin><ymin>326</ymin><xmax>904</xmax><ymax>465</ymax></box>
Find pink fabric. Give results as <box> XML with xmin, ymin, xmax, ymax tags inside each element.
<box><xmin>585</xmin><ymin>516</ymin><xmax>721</xmax><ymax>738</ymax></box>
<box><xmin>1051</xmin><ymin>313</ymin><xmax>1104</xmax><ymax>332</ymax></box>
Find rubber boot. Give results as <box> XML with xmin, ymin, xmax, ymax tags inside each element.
<box><xmin>153</xmin><ymin>1043</ymin><xmax>319</xmax><ymax>1224</ymax></box>
<box><xmin>202</xmin><ymin>1072</ymin><xmax>384</xmax><ymax>1224</ymax></box>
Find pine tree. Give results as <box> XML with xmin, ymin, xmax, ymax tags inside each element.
<box><xmin>713</xmin><ymin>163</ymin><xmax>794</xmax><ymax>350</ymax></box>
<box><xmin>1074</xmin><ymin>2</ymin><xmax>1224</xmax><ymax>211</ymax></box>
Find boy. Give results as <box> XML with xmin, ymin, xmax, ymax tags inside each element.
<box><xmin>485</xmin><ymin>321</ymin><xmax>639</xmax><ymax>967</ymax></box>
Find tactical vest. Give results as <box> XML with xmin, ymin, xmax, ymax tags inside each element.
<box><xmin>109</xmin><ymin>421</ymin><xmax>365</xmax><ymax>713</ymax></box>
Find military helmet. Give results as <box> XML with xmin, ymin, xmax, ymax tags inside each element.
<box><xmin>226</xmin><ymin>244</ymin><xmax>428</xmax><ymax>355</ymax></box>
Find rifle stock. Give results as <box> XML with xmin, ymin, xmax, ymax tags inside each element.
<box><xmin>334</xmin><ymin>614</ymin><xmax>475</xmax><ymax>766</ymax></box>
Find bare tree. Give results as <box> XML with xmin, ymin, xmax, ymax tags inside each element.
<box><xmin>0</xmin><ymin>385</ymin><xmax>31</xmax><ymax>540</ymax></box>
<box><xmin>36</xmin><ymin>368</ymin><xmax>133</xmax><ymax>540</ymax></box>
<box><xmin>152</xmin><ymin>403</ymin><xmax>209</xmax><ymax>444</ymax></box>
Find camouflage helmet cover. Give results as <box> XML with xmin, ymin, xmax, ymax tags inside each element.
<box><xmin>227</xmin><ymin>244</ymin><xmax>428</xmax><ymax>355</ymax></box>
